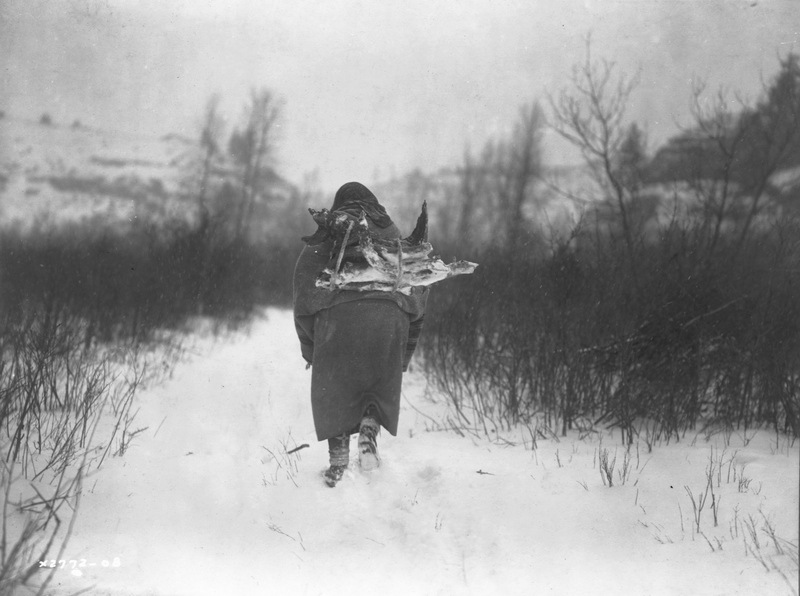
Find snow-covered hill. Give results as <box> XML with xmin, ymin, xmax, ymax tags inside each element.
<box><xmin>0</xmin><ymin>115</ymin><xmax>299</xmax><ymax>238</ymax></box>
<box><xmin>0</xmin><ymin>115</ymin><xmax>204</xmax><ymax>230</ymax></box>
<box><xmin>29</xmin><ymin>308</ymin><xmax>799</xmax><ymax>596</ymax></box>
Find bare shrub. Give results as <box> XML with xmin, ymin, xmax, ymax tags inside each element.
<box><xmin>421</xmin><ymin>50</ymin><xmax>800</xmax><ymax>440</ymax></box>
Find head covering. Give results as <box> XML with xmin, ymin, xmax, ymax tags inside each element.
<box><xmin>331</xmin><ymin>182</ymin><xmax>393</xmax><ymax>229</ymax></box>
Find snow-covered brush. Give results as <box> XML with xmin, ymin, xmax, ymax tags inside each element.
<box><xmin>302</xmin><ymin>201</ymin><xmax>478</xmax><ymax>295</ymax></box>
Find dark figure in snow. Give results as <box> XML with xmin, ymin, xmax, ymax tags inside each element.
<box><xmin>293</xmin><ymin>182</ymin><xmax>428</xmax><ymax>487</ymax></box>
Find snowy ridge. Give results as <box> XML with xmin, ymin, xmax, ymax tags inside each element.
<box><xmin>0</xmin><ymin>116</ymin><xmax>202</xmax><ymax>229</ymax></box>
<box><xmin>36</xmin><ymin>309</ymin><xmax>799</xmax><ymax>596</ymax></box>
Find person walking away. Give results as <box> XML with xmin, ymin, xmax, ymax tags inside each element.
<box><xmin>293</xmin><ymin>182</ymin><xmax>428</xmax><ymax>487</ymax></box>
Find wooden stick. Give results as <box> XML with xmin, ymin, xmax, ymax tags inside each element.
<box><xmin>331</xmin><ymin>220</ymin><xmax>354</xmax><ymax>291</ymax></box>
<box><xmin>392</xmin><ymin>238</ymin><xmax>403</xmax><ymax>293</ymax></box>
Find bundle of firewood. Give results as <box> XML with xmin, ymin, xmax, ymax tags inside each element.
<box><xmin>301</xmin><ymin>201</ymin><xmax>477</xmax><ymax>295</ymax></box>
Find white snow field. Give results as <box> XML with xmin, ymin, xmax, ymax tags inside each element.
<box><xmin>38</xmin><ymin>309</ymin><xmax>799</xmax><ymax>596</ymax></box>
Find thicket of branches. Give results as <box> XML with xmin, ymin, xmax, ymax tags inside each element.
<box><xmin>0</xmin><ymin>87</ymin><xmax>309</xmax><ymax>348</ymax></box>
<box><xmin>0</xmin><ymin>87</ymin><xmax>305</xmax><ymax>592</ymax></box>
<box><xmin>421</xmin><ymin>50</ymin><xmax>800</xmax><ymax>441</ymax></box>
<box><xmin>0</xmin><ymin>221</ymin><xmax>298</xmax><ymax>344</ymax></box>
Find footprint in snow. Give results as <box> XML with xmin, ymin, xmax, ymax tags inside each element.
<box><xmin>417</xmin><ymin>465</ymin><xmax>442</xmax><ymax>482</ymax></box>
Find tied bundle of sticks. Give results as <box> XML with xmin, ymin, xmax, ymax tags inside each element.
<box><xmin>301</xmin><ymin>201</ymin><xmax>477</xmax><ymax>295</ymax></box>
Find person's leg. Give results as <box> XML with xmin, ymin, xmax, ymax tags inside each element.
<box><xmin>358</xmin><ymin>405</ymin><xmax>381</xmax><ymax>471</ymax></box>
<box><xmin>324</xmin><ymin>433</ymin><xmax>350</xmax><ymax>487</ymax></box>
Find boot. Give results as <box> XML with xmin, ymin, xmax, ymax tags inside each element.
<box><xmin>324</xmin><ymin>434</ymin><xmax>350</xmax><ymax>488</ymax></box>
<box><xmin>358</xmin><ymin>410</ymin><xmax>381</xmax><ymax>471</ymax></box>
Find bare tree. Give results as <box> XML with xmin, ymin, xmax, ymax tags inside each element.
<box><xmin>682</xmin><ymin>81</ymin><xmax>760</xmax><ymax>256</ymax></box>
<box><xmin>187</xmin><ymin>94</ymin><xmax>228</xmax><ymax>315</ymax></box>
<box><xmin>228</xmin><ymin>87</ymin><xmax>283</xmax><ymax>240</ymax></box>
<box><xmin>455</xmin><ymin>144</ymin><xmax>489</xmax><ymax>243</ymax></box>
<box><xmin>497</xmin><ymin>102</ymin><xmax>546</xmax><ymax>253</ymax></box>
<box><xmin>198</xmin><ymin>93</ymin><xmax>225</xmax><ymax>213</ymax></box>
<box><xmin>548</xmin><ymin>38</ymin><xmax>642</xmax><ymax>292</ymax></box>
<box><xmin>650</xmin><ymin>53</ymin><xmax>799</xmax><ymax>259</ymax></box>
<box><xmin>450</xmin><ymin>101</ymin><xmax>545</xmax><ymax>255</ymax></box>
<box><xmin>732</xmin><ymin>53</ymin><xmax>800</xmax><ymax>251</ymax></box>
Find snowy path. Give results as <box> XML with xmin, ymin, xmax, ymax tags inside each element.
<box><xmin>44</xmin><ymin>309</ymin><xmax>798</xmax><ymax>596</ymax></box>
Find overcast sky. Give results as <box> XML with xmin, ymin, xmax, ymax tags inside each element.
<box><xmin>1</xmin><ymin>0</ymin><xmax>798</xmax><ymax>189</ymax></box>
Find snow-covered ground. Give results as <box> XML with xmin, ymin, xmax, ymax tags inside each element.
<box><xmin>35</xmin><ymin>308</ymin><xmax>799</xmax><ymax>596</ymax></box>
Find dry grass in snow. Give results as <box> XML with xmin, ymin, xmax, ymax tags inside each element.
<box><xmin>14</xmin><ymin>309</ymin><xmax>798</xmax><ymax>596</ymax></box>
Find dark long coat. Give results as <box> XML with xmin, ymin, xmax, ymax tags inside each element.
<box><xmin>293</xmin><ymin>217</ymin><xmax>427</xmax><ymax>441</ymax></box>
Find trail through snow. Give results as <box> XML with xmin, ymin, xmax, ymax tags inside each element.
<box><xmin>41</xmin><ymin>309</ymin><xmax>799</xmax><ymax>596</ymax></box>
